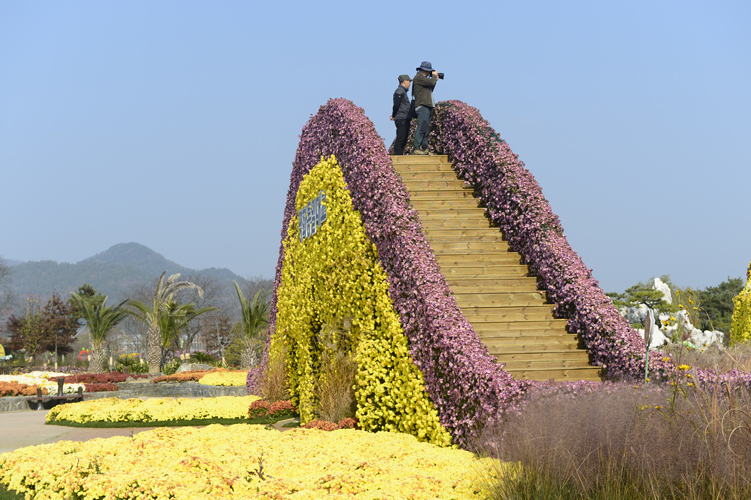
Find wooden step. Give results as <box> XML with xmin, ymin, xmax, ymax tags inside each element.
<box><xmin>424</xmin><ymin>229</ymin><xmax>506</xmax><ymax>240</ymax></box>
<box><xmin>483</xmin><ymin>338</ymin><xmax>582</xmax><ymax>350</ymax></box>
<box><xmin>421</xmin><ymin>219</ymin><xmax>495</xmax><ymax>229</ymax></box>
<box><xmin>440</xmin><ymin>265</ymin><xmax>529</xmax><ymax>278</ymax></box>
<box><xmin>500</xmin><ymin>356</ymin><xmax>592</xmax><ymax>370</ymax></box>
<box><xmin>393</xmin><ymin>155</ymin><xmax>600</xmax><ymax>383</ymax></box>
<box><xmin>399</xmin><ymin>171</ymin><xmax>467</xmax><ymax>182</ymax></box>
<box><xmin>506</xmin><ymin>367</ymin><xmax>602</xmax><ymax>382</ymax></box>
<box><xmin>409</xmin><ymin>198</ymin><xmax>482</xmax><ymax>210</ymax></box>
<box><xmin>470</xmin><ymin>318</ymin><xmax>569</xmax><ymax>331</ymax></box>
<box><xmin>410</xmin><ymin>190</ymin><xmax>478</xmax><ymax>200</ymax></box>
<box><xmin>431</xmin><ymin>241</ymin><xmax>511</xmax><ymax>253</ymax></box>
<box><xmin>461</xmin><ymin>305</ymin><xmax>557</xmax><ymax>321</ymax></box>
<box><xmin>454</xmin><ymin>292</ymin><xmax>547</xmax><ymax>307</ymax></box>
<box><xmin>436</xmin><ymin>254</ymin><xmax>522</xmax><ymax>265</ymax></box>
<box><xmin>448</xmin><ymin>281</ymin><xmax>539</xmax><ymax>292</ymax></box>
<box><xmin>405</xmin><ymin>180</ymin><xmax>472</xmax><ymax>191</ymax></box>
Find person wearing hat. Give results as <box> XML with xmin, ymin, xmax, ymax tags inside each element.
<box><xmin>390</xmin><ymin>74</ymin><xmax>412</xmax><ymax>155</ymax></box>
<box><xmin>412</xmin><ymin>61</ymin><xmax>439</xmax><ymax>155</ymax></box>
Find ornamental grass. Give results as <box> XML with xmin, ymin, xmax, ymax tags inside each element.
<box><xmin>0</xmin><ymin>425</ymin><xmax>505</xmax><ymax>499</ymax></box>
<box><xmin>476</xmin><ymin>381</ymin><xmax>751</xmax><ymax>500</ymax></box>
<box><xmin>46</xmin><ymin>395</ymin><xmax>260</xmax><ymax>424</ymax></box>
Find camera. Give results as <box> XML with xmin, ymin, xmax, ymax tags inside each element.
<box><xmin>437</xmin><ymin>73</ymin><xmax>445</xmax><ymax>80</ymax></box>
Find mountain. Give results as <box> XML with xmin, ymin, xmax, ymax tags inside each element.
<box><xmin>7</xmin><ymin>243</ymin><xmax>247</xmax><ymax>302</ymax></box>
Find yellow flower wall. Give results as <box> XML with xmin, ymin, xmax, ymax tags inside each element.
<box><xmin>731</xmin><ymin>260</ymin><xmax>751</xmax><ymax>345</ymax></box>
<box><xmin>274</xmin><ymin>155</ymin><xmax>451</xmax><ymax>446</ymax></box>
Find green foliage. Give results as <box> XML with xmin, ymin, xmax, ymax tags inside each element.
<box><xmin>6</xmin><ymin>294</ymin><xmax>78</xmax><ymax>359</ymax></box>
<box><xmin>157</xmin><ymin>301</ymin><xmax>217</xmax><ymax>349</ymax></box>
<box><xmin>697</xmin><ymin>277</ymin><xmax>744</xmax><ymax>333</ymax></box>
<box><xmin>190</xmin><ymin>351</ymin><xmax>217</xmax><ymax>364</ymax></box>
<box><xmin>162</xmin><ymin>358</ymin><xmax>181</xmax><ymax>375</ymax></box>
<box><xmin>127</xmin><ymin>272</ymin><xmax>208</xmax><ymax>373</ymax></box>
<box><xmin>115</xmin><ymin>354</ymin><xmax>148</xmax><ymax>374</ymax></box>
<box><xmin>232</xmin><ymin>281</ymin><xmax>270</xmax><ymax>367</ymax></box>
<box><xmin>68</xmin><ymin>293</ymin><xmax>131</xmax><ymax>346</ymax></box>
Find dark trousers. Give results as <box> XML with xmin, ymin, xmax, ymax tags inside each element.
<box><xmin>394</xmin><ymin>119</ymin><xmax>409</xmax><ymax>155</ymax></box>
<box><xmin>414</xmin><ymin>106</ymin><xmax>432</xmax><ymax>151</ymax></box>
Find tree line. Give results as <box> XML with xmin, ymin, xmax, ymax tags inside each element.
<box><xmin>0</xmin><ymin>256</ymin><xmax>273</xmax><ymax>374</ymax></box>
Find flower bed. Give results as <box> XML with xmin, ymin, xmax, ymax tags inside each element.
<box><xmin>265</xmin><ymin>98</ymin><xmax>527</xmax><ymax>448</ymax></box>
<box><xmin>153</xmin><ymin>368</ymin><xmax>247</xmax><ymax>386</ymax></box>
<box><xmin>0</xmin><ymin>381</ymin><xmax>47</xmax><ymax>397</ymax></box>
<box><xmin>0</xmin><ymin>371</ymin><xmax>84</xmax><ymax>396</ymax></box>
<box><xmin>46</xmin><ymin>395</ymin><xmax>260</xmax><ymax>424</ymax></box>
<box><xmin>64</xmin><ymin>373</ymin><xmax>149</xmax><ymax>384</ymax></box>
<box><xmin>0</xmin><ymin>425</ymin><xmax>503</xmax><ymax>499</ymax></box>
<box><xmin>197</xmin><ymin>370</ymin><xmax>247</xmax><ymax>387</ymax></box>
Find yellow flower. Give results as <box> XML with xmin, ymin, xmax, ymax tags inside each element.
<box><xmin>678</xmin><ymin>364</ymin><xmax>690</xmax><ymax>371</ymax></box>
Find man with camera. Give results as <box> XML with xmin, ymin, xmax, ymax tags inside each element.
<box><xmin>412</xmin><ymin>61</ymin><xmax>442</xmax><ymax>155</ymax></box>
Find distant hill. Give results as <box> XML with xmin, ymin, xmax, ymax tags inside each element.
<box><xmin>7</xmin><ymin>243</ymin><xmax>247</xmax><ymax>302</ymax></box>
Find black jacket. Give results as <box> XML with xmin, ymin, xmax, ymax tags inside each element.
<box><xmin>392</xmin><ymin>86</ymin><xmax>411</xmax><ymax>120</ymax></box>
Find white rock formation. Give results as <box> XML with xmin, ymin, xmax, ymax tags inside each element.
<box><xmin>618</xmin><ymin>278</ymin><xmax>725</xmax><ymax>349</ymax></box>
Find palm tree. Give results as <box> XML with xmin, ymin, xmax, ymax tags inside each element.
<box><xmin>233</xmin><ymin>281</ymin><xmax>271</xmax><ymax>368</ymax></box>
<box><xmin>69</xmin><ymin>293</ymin><xmax>132</xmax><ymax>373</ymax></box>
<box><xmin>128</xmin><ymin>272</ymin><xmax>206</xmax><ymax>374</ymax></box>
<box><xmin>158</xmin><ymin>301</ymin><xmax>217</xmax><ymax>351</ymax></box>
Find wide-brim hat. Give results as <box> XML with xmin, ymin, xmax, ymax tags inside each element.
<box><xmin>416</xmin><ymin>61</ymin><xmax>434</xmax><ymax>72</ymax></box>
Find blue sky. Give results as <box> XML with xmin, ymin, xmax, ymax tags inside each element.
<box><xmin>1</xmin><ymin>1</ymin><xmax>749</xmax><ymax>293</ymax></box>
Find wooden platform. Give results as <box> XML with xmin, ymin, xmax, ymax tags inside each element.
<box><xmin>391</xmin><ymin>154</ymin><xmax>601</xmax><ymax>382</ymax></box>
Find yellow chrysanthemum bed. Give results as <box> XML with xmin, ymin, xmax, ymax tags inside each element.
<box><xmin>0</xmin><ymin>425</ymin><xmax>506</xmax><ymax>499</ymax></box>
<box><xmin>46</xmin><ymin>395</ymin><xmax>260</xmax><ymax>424</ymax></box>
<box><xmin>198</xmin><ymin>370</ymin><xmax>248</xmax><ymax>387</ymax></box>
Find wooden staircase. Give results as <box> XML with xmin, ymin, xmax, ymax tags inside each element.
<box><xmin>391</xmin><ymin>154</ymin><xmax>601</xmax><ymax>382</ymax></box>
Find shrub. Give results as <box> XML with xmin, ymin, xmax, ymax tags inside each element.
<box><xmin>0</xmin><ymin>381</ymin><xmax>47</xmax><ymax>397</ymax></box>
<box><xmin>83</xmin><ymin>383</ymin><xmax>118</xmax><ymax>392</ymax></box>
<box><xmin>162</xmin><ymin>359</ymin><xmax>181</xmax><ymax>376</ymax></box>
<box><xmin>301</xmin><ymin>419</ymin><xmax>340</xmax><ymax>431</ymax></box>
<box><xmin>259</xmin><ymin>344</ymin><xmax>289</xmax><ymax>403</ymax></box>
<box><xmin>337</xmin><ymin>417</ymin><xmax>357</xmax><ymax>429</ymax></box>
<box><xmin>115</xmin><ymin>354</ymin><xmax>148</xmax><ymax>374</ymax></box>
<box><xmin>248</xmin><ymin>399</ymin><xmax>271</xmax><ymax>418</ymax></box>
<box><xmin>731</xmin><ymin>261</ymin><xmax>751</xmax><ymax>345</ymax></box>
<box><xmin>269</xmin><ymin>400</ymin><xmax>296</xmax><ymax>418</ymax></box>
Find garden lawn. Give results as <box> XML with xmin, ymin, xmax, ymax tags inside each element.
<box><xmin>46</xmin><ymin>396</ymin><xmax>261</xmax><ymax>425</ymax></box>
<box><xmin>0</xmin><ymin>425</ymin><xmax>503</xmax><ymax>499</ymax></box>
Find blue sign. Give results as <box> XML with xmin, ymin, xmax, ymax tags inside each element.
<box><xmin>299</xmin><ymin>190</ymin><xmax>327</xmax><ymax>242</ymax></box>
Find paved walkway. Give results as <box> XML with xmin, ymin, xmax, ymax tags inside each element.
<box><xmin>0</xmin><ymin>407</ymin><xmax>299</xmax><ymax>454</ymax></box>
<box><xmin>0</xmin><ymin>409</ymin><xmax>161</xmax><ymax>454</ymax></box>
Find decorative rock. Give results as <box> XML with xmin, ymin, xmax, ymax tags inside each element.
<box><xmin>653</xmin><ymin>277</ymin><xmax>672</xmax><ymax>304</ymax></box>
<box><xmin>175</xmin><ymin>363</ymin><xmax>214</xmax><ymax>373</ymax></box>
